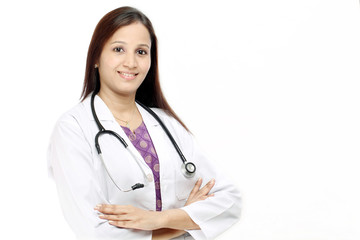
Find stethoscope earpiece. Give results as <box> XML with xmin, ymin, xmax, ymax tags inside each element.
<box><xmin>181</xmin><ymin>162</ymin><xmax>196</xmax><ymax>178</ymax></box>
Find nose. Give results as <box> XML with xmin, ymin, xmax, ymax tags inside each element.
<box><xmin>123</xmin><ymin>53</ymin><xmax>137</xmax><ymax>69</ymax></box>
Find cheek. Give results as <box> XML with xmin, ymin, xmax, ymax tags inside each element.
<box><xmin>141</xmin><ymin>59</ymin><xmax>151</xmax><ymax>74</ymax></box>
<box><xmin>103</xmin><ymin>56</ymin><xmax>118</xmax><ymax>69</ymax></box>
<box><xmin>99</xmin><ymin>51</ymin><xmax>118</xmax><ymax>69</ymax></box>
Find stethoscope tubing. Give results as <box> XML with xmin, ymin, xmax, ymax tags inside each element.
<box><xmin>135</xmin><ymin>100</ymin><xmax>187</xmax><ymax>164</ymax></box>
<box><xmin>90</xmin><ymin>92</ymin><xmax>196</xmax><ymax>191</ymax></box>
<box><xmin>95</xmin><ymin>130</ymin><xmax>128</xmax><ymax>154</ymax></box>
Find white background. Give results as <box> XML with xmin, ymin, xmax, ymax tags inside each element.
<box><xmin>0</xmin><ymin>0</ymin><xmax>359</xmax><ymax>239</ymax></box>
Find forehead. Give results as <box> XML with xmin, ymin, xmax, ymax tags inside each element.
<box><xmin>108</xmin><ymin>22</ymin><xmax>151</xmax><ymax>46</ymax></box>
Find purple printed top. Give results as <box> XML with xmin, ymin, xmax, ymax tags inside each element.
<box><xmin>121</xmin><ymin>122</ymin><xmax>162</xmax><ymax>211</ymax></box>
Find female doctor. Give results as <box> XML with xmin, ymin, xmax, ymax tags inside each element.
<box><xmin>48</xmin><ymin>6</ymin><xmax>241</xmax><ymax>240</ymax></box>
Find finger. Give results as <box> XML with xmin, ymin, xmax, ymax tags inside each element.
<box><xmin>99</xmin><ymin>214</ymin><xmax>129</xmax><ymax>221</ymax></box>
<box><xmin>189</xmin><ymin>178</ymin><xmax>202</xmax><ymax>198</ymax></box>
<box><xmin>109</xmin><ymin>220</ymin><xmax>131</xmax><ymax>229</ymax></box>
<box><xmin>95</xmin><ymin>204</ymin><xmax>128</xmax><ymax>215</ymax></box>
<box><xmin>109</xmin><ymin>220</ymin><xmax>147</xmax><ymax>230</ymax></box>
<box><xmin>198</xmin><ymin>179</ymin><xmax>215</xmax><ymax>196</ymax></box>
<box><xmin>200</xmin><ymin>193</ymin><xmax>215</xmax><ymax>200</ymax></box>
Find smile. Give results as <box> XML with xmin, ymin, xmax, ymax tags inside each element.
<box><xmin>118</xmin><ymin>71</ymin><xmax>138</xmax><ymax>80</ymax></box>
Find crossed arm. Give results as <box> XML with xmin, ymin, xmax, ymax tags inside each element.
<box><xmin>95</xmin><ymin>178</ymin><xmax>215</xmax><ymax>240</ymax></box>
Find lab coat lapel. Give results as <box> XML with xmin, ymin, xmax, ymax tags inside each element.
<box><xmin>136</xmin><ymin>103</ymin><xmax>159</xmax><ymax>128</ymax></box>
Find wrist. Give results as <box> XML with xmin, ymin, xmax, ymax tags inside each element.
<box><xmin>156</xmin><ymin>209</ymin><xmax>199</xmax><ymax>230</ymax></box>
<box><xmin>157</xmin><ymin>210</ymin><xmax>169</xmax><ymax>229</ymax></box>
<box><xmin>152</xmin><ymin>229</ymin><xmax>186</xmax><ymax>240</ymax></box>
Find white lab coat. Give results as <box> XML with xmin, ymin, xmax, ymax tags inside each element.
<box><xmin>47</xmin><ymin>95</ymin><xmax>241</xmax><ymax>240</ymax></box>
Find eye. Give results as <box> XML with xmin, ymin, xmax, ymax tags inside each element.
<box><xmin>113</xmin><ymin>47</ymin><xmax>124</xmax><ymax>53</ymax></box>
<box><xmin>137</xmin><ymin>49</ymin><xmax>147</xmax><ymax>55</ymax></box>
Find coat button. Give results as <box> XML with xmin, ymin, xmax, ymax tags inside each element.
<box><xmin>146</xmin><ymin>174</ymin><xmax>153</xmax><ymax>182</ymax></box>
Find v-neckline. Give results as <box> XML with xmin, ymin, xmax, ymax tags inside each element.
<box><xmin>121</xmin><ymin>121</ymin><xmax>144</xmax><ymax>134</ymax></box>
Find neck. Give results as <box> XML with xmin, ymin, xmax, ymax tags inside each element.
<box><xmin>98</xmin><ymin>89</ymin><xmax>137</xmax><ymax>117</ymax></box>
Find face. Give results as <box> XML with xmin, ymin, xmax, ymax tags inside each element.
<box><xmin>97</xmin><ymin>22</ymin><xmax>151</xmax><ymax>98</ymax></box>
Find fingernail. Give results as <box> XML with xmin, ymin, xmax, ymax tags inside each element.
<box><xmin>211</xmin><ymin>179</ymin><xmax>215</xmax><ymax>184</ymax></box>
<box><xmin>108</xmin><ymin>220</ymin><xmax>115</xmax><ymax>224</ymax></box>
<box><xmin>94</xmin><ymin>204</ymin><xmax>102</xmax><ymax>210</ymax></box>
<box><xmin>198</xmin><ymin>177</ymin><xmax>202</xmax><ymax>182</ymax></box>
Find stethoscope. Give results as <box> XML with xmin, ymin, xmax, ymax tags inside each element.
<box><xmin>91</xmin><ymin>92</ymin><xmax>196</xmax><ymax>192</ymax></box>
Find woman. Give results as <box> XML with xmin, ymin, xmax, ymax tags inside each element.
<box><xmin>48</xmin><ymin>6</ymin><xmax>241</xmax><ymax>240</ymax></box>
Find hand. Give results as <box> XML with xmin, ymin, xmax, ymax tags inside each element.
<box><xmin>185</xmin><ymin>178</ymin><xmax>215</xmax><ymax>206</ymax></box>
<box><xmin>95</xmin><ymin>204</ymin><xmax>162</xmax><ymax>231</ymax></box>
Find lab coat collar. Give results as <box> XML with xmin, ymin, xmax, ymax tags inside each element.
<box><xmin>82</xmin><ymin>94</ymin><xmax>159</xmax><ymax>127</ymax></box>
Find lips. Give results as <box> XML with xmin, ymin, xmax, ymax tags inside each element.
<box><xmin>117</xmin><ymin>71</ymin><xmax>138</xmax><ymax>80</ymax></box>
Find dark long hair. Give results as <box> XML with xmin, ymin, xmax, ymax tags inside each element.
<box><xmin>81</xmin><ymin>6</ymin><xmax>189</xmax><ymax>131</ymax></box>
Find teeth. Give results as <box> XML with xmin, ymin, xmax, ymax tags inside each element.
<box><xmin>120</xmin><ymin>72</ymin><xmax>136</xmax><ymax>77</ymax></box>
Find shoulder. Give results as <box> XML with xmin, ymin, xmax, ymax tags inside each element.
<box><xmin>149</xmin><ymin>107</ymin><xmax>179</xmax><ymax>127</ymax></box>
<box><xmin>51</xmin><ymin>101</ymin><xmax>90</xmax><ymax>139</ymax></box>
<box><xmin>149</xmin><ymin>107</ymin><xmax>169</xmax><ymax>119</ymax></box>
<box><xmin>56</xmin><ymin>102</ymin><xmax>86</xmax><ymax>125</ymax></box>
<box><xmin>56</xmin><ymin>94</ymin><xmax>94</xmax><ymax>127</ymax></box>
<box><xmin>149</xmin><ymin>107</ymin><xmax>193</xmax><ymax>139</ymax></box>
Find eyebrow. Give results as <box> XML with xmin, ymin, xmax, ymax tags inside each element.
<box><xmin>111</xmin><ymin>40</ymin><xmax>150</xmax><ymax>49</ymax></box>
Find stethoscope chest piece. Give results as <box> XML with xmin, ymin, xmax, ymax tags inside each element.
<box><xmin>181</xmin><ymin>162</ymin><xmax>196</xmax><ymax>178</ymax></box>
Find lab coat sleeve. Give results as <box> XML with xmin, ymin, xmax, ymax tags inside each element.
<box><xmin>178</xmin><ymin>125</ymin><xmax>242</xmax><ymax>240</ymax></box>
<box><xmin>47</xmin><ymin>114</ymin><xmax>152</xmax><ymax>240</ymax></box>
